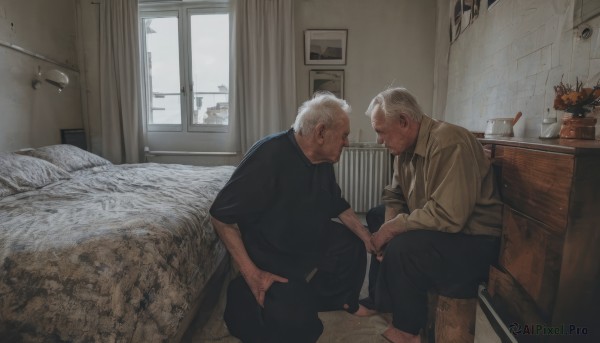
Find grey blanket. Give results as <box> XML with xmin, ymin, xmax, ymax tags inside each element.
<box><xmin>0</xmin><ymin>163</ymin><xmax>234</xmax><ymax>342</ymax></box>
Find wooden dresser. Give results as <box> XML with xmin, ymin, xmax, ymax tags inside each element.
<box><xmin>479</xmin><ymin>137</ymin><xmax>600</xmax><ymax>342</ymax></box>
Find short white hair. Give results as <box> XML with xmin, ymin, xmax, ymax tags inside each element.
<box><xmin>293</xmin><ymin>92</ymin><xmax>351</xmax><ymax>135</ymax></box>
<box><xmin>365</xmin><ymin>87</ymin><xmax>424</xmax><ymax>122</ymax></box>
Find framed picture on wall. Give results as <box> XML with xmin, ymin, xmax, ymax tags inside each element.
<box><xmin>488</xmin><ymin>0</ymin><xmax>500</xmax><ymax>10</ymax></box>
<box><xmin>309</xmin><ymin>70</ymin><xmax>344</xmax><ymax>99</ymax></box>
<box><xmin>450</xmin><ymin>0</ymin><xmax>462</xmax><ymax>42</ymax></box>
<box><xmin>450</xmin><ymin>0</ymin><xmax>482</xmax><ymax>43</ymax></box>
<box><xmin>304</xmin><ymin>30</ymin><xmax>347</xmax><ymax>65</ymax></box>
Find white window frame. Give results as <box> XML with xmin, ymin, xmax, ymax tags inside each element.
<box><xmin>139</xmin><ymin>1</ymin><xmax>230</xmax><ymax>134</ymax></box>
<box><xmin>140</xmin><ymin>9</ymin><xmax>183</xmax><ymax>132</ymax></box>
<box><xmin>185</xmin><ymin>6</ymin><xmax>230</xmax><ymax>133</ymax></box>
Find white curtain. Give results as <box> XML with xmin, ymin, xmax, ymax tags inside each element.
<box><xmin>99</xmin><ymin>0</ymin><xmax>142</xmax><ymax>163</ymax></box>
<box><xmin>233</xmin><ymin>0</ymin><xmax>297</xmax><ymax>153</ymax></box>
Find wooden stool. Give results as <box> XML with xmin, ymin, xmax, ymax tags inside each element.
<box><xmin>423</xmin><ymin>293</ymin><xmax>477</xmax><ymax>343</ymax></box>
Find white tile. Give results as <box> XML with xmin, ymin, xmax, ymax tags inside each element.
<box><xmin>534</xmin><ymin>69</ymin><xmax>550</xmax><ymax>96</ymax></box>
<box><xmin>516</xmin><ymin>47</ymin><xmax>551</xmax><ymax>78</ymax></box>
<box><xmin>588</xmin><ymin>58</ymin><xmax>600</xmax><ymax>83</ymax></box>
<box><xmin>557</xmin><ymin>29</ymin><xmax>574</xmax><ymax>69</ymax></box>
<box><xmin>515</xmin><ymin>23</ymin><xmax>548</xmax><ymax>59</ymax></box>
<box><xmin>517</xmin><ymin>49</ymin><xmax>545</xmax><ymax>91</ymax></box>
<box><xmin>516</xmin><ymin>74</ymin><xmax>537</xmax><ymax>99</ymax></box>
<box><xmin>571</xmin><ymin>30</ymin><xmax>592</xmax><ymax>79</ymax></box>
<box><xmin>589</xmin><ymin>25</ymin><xmax>600</xmax><ymax>59</ymax></box>
<box><xmin>541</xmin><ymin>20</ymin><xmax>559</xmax><ymax>48</ymax></box>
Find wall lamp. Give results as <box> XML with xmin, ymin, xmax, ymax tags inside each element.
<box><xmin>32</xmin><ymin>67</ymin><xmax>69</xmax><ymax>93</ymax></box>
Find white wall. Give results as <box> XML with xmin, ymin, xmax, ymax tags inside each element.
<box><xmin>78</xmin><ymin>0</ymin><xmax>438</xmax><ymax>165</ymax></box>
<box><xmin>4</xmin><ymin>0</ymin><xmax>598</xmax><ymax>158</ymax></box>
<box><xmin>294</xmin><ymin>0</ymin><xmax>437</xmax><ymax>143</ymax></box>
<box><xmin>444</xmin><ymin>0</ymin><xmax>600</xmax><ymax>138</ymax></box>
<box><xmin>0</xmin><ymin>0</ymin><xmax>83</xmax><ymax>152</ymax></box>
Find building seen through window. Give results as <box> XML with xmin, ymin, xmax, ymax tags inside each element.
<box><xmin>140</xmin><ymin>5</ymin><xmax>229</xmax><ymax>132</ymax></box>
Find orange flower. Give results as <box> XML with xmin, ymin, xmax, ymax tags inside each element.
<box><xmin>553</xmin><ymin>78</ymin><xmax>600</xmax><ymax>116</ymax></box>
<box><xmin>561</xmin><ymin>91</ymin><xmax>583</xmax><ymax>105</ymax></box>
<box><xmin>554</xmin><ymin>97</ymin><xmax>566</xmax><ymax>110</ymax></box>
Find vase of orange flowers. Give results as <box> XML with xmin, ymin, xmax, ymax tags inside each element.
<box><xmin>554</xmin><ymin>78</ymin><xmax>600</xmax><ymax>139</ymax></box>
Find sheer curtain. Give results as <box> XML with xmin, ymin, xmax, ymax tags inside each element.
<box><xmin>233</xmin><ymin>0</ymin><xmax>297</xmax><ymax>153</ymax></box>
<box><xmin>99</xmin><ymin>0</ymin><xmax>142</xmax><ymax>163</ymax></box>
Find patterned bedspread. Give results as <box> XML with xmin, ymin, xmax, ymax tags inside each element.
<box><xmin>0</xmin><ymin>163</ymin><xmax>234</xmax><ymax>342</ymax></box>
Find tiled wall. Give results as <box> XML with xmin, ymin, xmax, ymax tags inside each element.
<box><xmin>444</xmin><ymin>0</ymin><xmax>600</xmax><ymax>138</ymax></box>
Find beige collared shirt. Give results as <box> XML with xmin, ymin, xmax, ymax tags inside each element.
<box><xmin>382</xmin><ymin>115</ymin><xmax>502</xmax><ymax>237</ymax></box>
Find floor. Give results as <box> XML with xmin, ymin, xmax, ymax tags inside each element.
<box><xmin>189</xmin><ymin>255</ymin><xmax>392</xmax><ymax>343</ymax></box>
<box><xmin>189</xmin><ymin>215</ymin><xmax>393</xmax><ymax>342</ymax></box>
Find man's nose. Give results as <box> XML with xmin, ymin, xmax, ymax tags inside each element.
<box><xmin>376</xmin><ymin>136</ymin><xmax>383</xmax><ymax>144</ymax></box>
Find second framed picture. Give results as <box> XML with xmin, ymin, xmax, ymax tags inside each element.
<box><xmin>309</xmin><ymin>70</ymin><xmax>344</xmax><ymax>99</ymax></box>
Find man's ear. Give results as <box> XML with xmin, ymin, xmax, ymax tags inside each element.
<box><xmin>315</xmin><ymin>123</ymin><xmax>327</xmax><ymax>144</ymax></box>
<box><xmin>397</xmin><ymin>113</ymin><xmax>409</xmax><ymax>128</ymax></box>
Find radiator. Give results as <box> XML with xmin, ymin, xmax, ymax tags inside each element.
<box><xmin>334</xmin><ymin>145</ymin><xmax>391</xmax><ymax>213</ymax></box>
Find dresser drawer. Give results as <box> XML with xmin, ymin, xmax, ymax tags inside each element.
<box><xmin>495</xmin><ymin>146</ymin><xmax>573</xmax><ymax>233</ymax></box>
<box><xmin>499</xmin><ymin>207</ymin><xmax>564</xmax><ymax>319</ymax></box>
<box><xmin>488</xmin><ymin>265</ymin><xmax>546</xmax><ymax>326</ymax></box>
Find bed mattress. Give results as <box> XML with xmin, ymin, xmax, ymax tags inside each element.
<box><xmin>0</xmin><ymin>163</ymin><xmax>234</xmax><ymax>342</ymax></box>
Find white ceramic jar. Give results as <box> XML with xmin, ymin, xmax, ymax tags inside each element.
<box><xmin>540</xmin><ymin>117</ymin><xmax>559</xmax><ymax>138</ymax></box>
<box><xmin>484</xmin><ymin>118</ymin><xmax>514</xmax><ymax>138</ymax></box>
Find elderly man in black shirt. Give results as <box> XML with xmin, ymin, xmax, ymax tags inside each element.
<box><xmin>210</xmin><ymin>92</ymin><xmax>374</xmax><ymax>343</ymax></box>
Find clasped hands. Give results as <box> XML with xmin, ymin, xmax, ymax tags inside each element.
<box><xmin>244</xmin><ymin>218</ymin><xmax>403</xmax><ymax>306</ymax></box>
<box><xmin>368</xmin><ymin>217</ymin><xmax>403</xmax><ymax>262</ymax></box>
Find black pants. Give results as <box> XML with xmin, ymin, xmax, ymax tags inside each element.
<box><xmin>365</xmin><ymin>205</ymin><xmax>499</xmax><ymax>335</ymax></box>
<box><xmin>224</xmin><ymin>221</ymin><xmax>366</xmax><ymax>343</ymax></box>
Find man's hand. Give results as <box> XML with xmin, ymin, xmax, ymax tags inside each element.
<box><xmin>211</xmin><ymin>217</ymin><xmax>289</xmax><ymax>307</ymax></box>
<box><xmin>371</xmin><ymin>216</ymin><xmax>405</xmax><ymax>253</ymax></box>
<box><xmin>242</xmin><ymin>269</ymin><xmax>288</xmax><ymax>307</ymax></box>
<box><xmin>338</xmin><ymin>208</ymin><xmax>376</xmax><ymax>255</ymax></box>
<box><xmin>364</xmin><ymin>238</ymin><xmax>377</xmax><ymax>255</ymax></box>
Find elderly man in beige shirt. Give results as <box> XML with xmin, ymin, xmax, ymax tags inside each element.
<box><xmin>361</xmin><ymin>87</ymin><xmax>503</xmax><ymax>343</ymax></box>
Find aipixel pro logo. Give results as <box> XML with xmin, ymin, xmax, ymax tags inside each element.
<box><xmin>509</xmin><ymin>322</ymin><xmax>588</xmax><ymax>337</ymax></box>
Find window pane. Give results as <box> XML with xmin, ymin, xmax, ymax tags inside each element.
<box><xmin>190</xmin><ymin>13</ymin><xmax>229</xmax><ymax>125</ymax></box>
<box><xmin>143</xmin><ymin>17</ymin><xmax>181</xmax><ymax>125</ymax></box>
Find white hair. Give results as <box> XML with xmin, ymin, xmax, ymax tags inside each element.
<box><xmin>293</xmin><ymin>92</ymin><xmax>351</xmax><ymax>135</ymax></box>
<box><xmin>365</xmin><ymin>87</ymin><xmax>424</xmax><ymax>122</ymax></box>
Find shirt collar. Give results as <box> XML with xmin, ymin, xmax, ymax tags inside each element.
<box><xmin>413</xmin><ymin>115</ymin><xmax>435</xmax><ymax>158</ymax></box>
<box><xmin>287</xmin><ymin>128</ymin><xmax>313</xmax><ymax>167</ymax></box>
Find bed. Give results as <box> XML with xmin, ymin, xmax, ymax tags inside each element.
<box><xmin>0</xmin><ymin>144</ymin><xmax>235</xmax><ymax>342</ymax></box>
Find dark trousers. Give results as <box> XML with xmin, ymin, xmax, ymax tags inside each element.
<box><xmin>224</xmin><ymin>221</ymin><xmax>366</xmax><ymax>343</ymax></box>
<box><xmin>365</xmin><ymin>205</ymin><xmax>499</xmax><ymax>335</ymax></box>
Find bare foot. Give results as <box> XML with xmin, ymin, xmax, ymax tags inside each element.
<box><xmin>343</xmin><ymin>303</ymin><xmax>378</xmax><ymax>317</ymax></box>
<box><xmin>381</xmin><ymin>325</ymin><xmax>420</xmax><ymax>343</ymax></box>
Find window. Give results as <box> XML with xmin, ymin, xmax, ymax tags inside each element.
<box><xmin>140</xmin><ymin>2</ymin><xmax>230</xmax><ymax>133</ymax></box>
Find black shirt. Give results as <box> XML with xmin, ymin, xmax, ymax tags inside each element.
<box><xmin>210</xmin><ymin>129</ymin><xmax>350</xmax><ymax>279</ymax></box>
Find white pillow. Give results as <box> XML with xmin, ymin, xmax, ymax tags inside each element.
<box><xmin>19</xmin><ymin>144</ymin><xmax>112</xmax><ymax>172</ymax></box>
<box><xmin>0</xmin><ymin>153</ymin><xmax>71</xmax><ymax>197</ymax></box>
